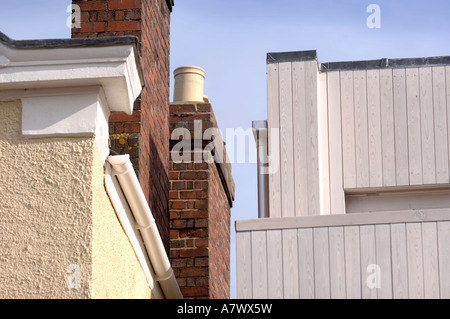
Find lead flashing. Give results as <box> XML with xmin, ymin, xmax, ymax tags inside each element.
<box><xmin>320</xmin><ymin>55</ymin><xmax>450</xmax><ymax>72</ymax></box>
<box><xmin>0</xmin><ymin>31</ymin><xmax>139</xmax><ymax>49</ymax></box>
<box><xmin>267</xmin><ymin>50</ymin><xmax>317</xmax><ymax>64</ymax></box>
<box><xmin>266</xmin><ymin>49</ymin><xmax>450</xmax><ymax>72</ymax></box>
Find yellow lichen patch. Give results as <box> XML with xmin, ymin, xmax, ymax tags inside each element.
<box><xmin>110</xmin><ymin>133</ymin><xmax>130</xmax><ymax>140</ymax></box>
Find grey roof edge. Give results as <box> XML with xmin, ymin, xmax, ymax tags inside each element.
<box><xmin>0</xmin><ymin>31</ymin><xmax>145</xmax><ymax>88</ymax></box>
<box><xmin>267</xmin><ymin>50</ymin><xmax>317</xmax><ymax>64</ymax></box>
<box><xmin>0</xmin><ymin>31</ymin><xmax>140</xmax><ymax>49</ymax></box>
<box><xmin>266</xmin><ymin>49</ymin><xmax>450</xmax><ymax>71</ymax></box>
<box><xmin>320</xmin><ymin>55</ymin><xmax>450</xmax><ymax>72</ymax></box>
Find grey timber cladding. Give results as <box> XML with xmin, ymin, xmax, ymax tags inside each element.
<box><xmin>236</xmin><ymin>210</ymin><xmax>450</xmax><ymax>299</ymax></box>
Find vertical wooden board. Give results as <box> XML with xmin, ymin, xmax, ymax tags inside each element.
<box><xmin>305</xmin><ymin>61</ymin><xmax>320</xmax><ymax>216</ymax></box>
<box><xmin>344</xmin><ymin>226</ymin><xmax>361</xmax><ymax>299</ymax></box>
<box><xmin>327</xmin><ymin>71</ymin><xmax>346</xmax><ymax>214</ymax></box>
<box><xmin>329</xmin><ymin>227</ymin><xmax>346</xmax><ymax>298</ymax></box>
<box><xmin>267</xmin><ymin>63</ymin><xmax>282</xmax><ymax>217</ymax></box>
<box><xmin>236</xmin><ymin>232</ymin><xmax>253</xmax><ymax>299</ymax></box>
<box><xmin>393</xmin><ymin>68</ymin><xmax>409</xmax><ymax>186</ymax></box>
<box><xmin>406</xmin><ymin>223</ymin><xmax>424</xmax><ymax>299</ymax></box>
<box><xmin>282</xmin><ymin>229</ymin><xmax>299</xmax><ymax>298</ymax></box>
<box><xmin>432</xmin><ymin>67</ymin><xmax>449</xmax><ymax>184</ymax></box>
<box><xmin>419</xmin><ymin>67</ymin><xmax>436</xmax><ymax>185</ymax></box>
<box><xmin>375</xmin><ymin>224</ymin><xmax>393</xmax><ymax>299</ymax></box>
<box><xmin>313</xmin><ymin>227</ymin><xmax>330</xmax><ymax>298</ymax></box>
<box><xmin>447</xmin><ymin>66</ymin><xmax>450</xmax><ymax>185</ymax></box>
<box><xmin>340</xmin><ymin>71</ymin><xmax>357</xmax><ymax>189</ymax></box>
<box><xmin>390</xmin><ymin>223</ymin><xmax>409</xmax><ymax>298</ymax></box>
<box><xmin>318</xmin><ymin>73</ymin><xmax>331</xmax><ymax>215</ymax></box>
<box><xmin>437</xmin><ymin>221</ymin><xmax>450</xmax><ymax>298</ymax></box>
<box><xmin>360</xmin><ymin>225</ymin><xmax>377</xmax><ymax>299</ymax></box>
<box><xmin>367</xmin><ymin>69</ymin><xmax>383</xmax><ymax>187</ymax></box>
<box><xmin>298</xmin><ymin>228</ymin><xmax>315</xmax><ymax>298</ymax></box>
<box><xmin>292</xmin><ymin>61</ymin><xmax>308</xmax><ymax>217</ymax></box>
<box><xmin>266</xmin><ymin>230</ymin><xmax>283</xmax><ymax>298</ymax></box>
<box><xmin>421</xmin><ymin>222</ymin><xmax>440</xmax><ymax>298</ymax></box>
<box><xmin>406</xmin><ymin>68</ymin><xmax>422</xmax><ymax>185</ymax></box>
<box><xmin>251</xmin><ymin>231</ymin><xmax>268</xmax><ymax>298</ymax></box>
<box><xmin>353</xmin><ymin>70</ymin><xmax>370</xmax><ymax>188</ymax></box>
<box><xmin>379</xmin><ymin>69</ymin><xmax>396</xmax><ymax>187</ymax></box>
<box><xmin>279</xmin><ymin>62</ymin><xmax>295</xmax><ymax>217</ymax></box>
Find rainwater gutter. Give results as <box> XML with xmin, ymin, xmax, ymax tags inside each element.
<box><xmin>106</xmin><ymin>154</ymin><xmax>183</xmax><ymax>299</ymax></box>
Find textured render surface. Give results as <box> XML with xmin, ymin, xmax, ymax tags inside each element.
<box><xmin>0</xmin><ymin>100</ymin><xmax>93</xmax><ymax>298</ymax></box>
<box><xmin>0</xmin><ymin>100</ymin><xmax>152</xmax><ymax>298</ymax></box>
<box><xmin>91</xmin><ymin>144</ymin><xmax>152</xmax><ymax>299</ymax></box>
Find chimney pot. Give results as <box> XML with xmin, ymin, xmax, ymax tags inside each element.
<box><xmin>173</xmin><ymin>66</ymin><xmax>206</xmax><ymax>103</ymax></box>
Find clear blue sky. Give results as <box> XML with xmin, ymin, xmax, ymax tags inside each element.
<box><xmin>1</xmin><ymin>0</ymin><xmax>450</xmax><ymax>299</ymax></box>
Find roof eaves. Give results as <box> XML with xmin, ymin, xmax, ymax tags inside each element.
<box><xmin>0</xmin><ymin>31</ymin><xmax>145</xmax><ymax>89</ymax></box>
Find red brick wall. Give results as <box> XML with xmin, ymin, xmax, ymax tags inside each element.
<box><xmin>208</xmin><ymin>159</ymin><xmax>231</xmax><ymax>299</ymax></box>
<box><xmin>72</xmin><ymin>0</ymin><xmax>172</xmax><ymax>250</ymax></box>
<box><xmin>71</xmin><ymin>2</ymin><xmax>235</xmax><ymax>299</ymax></box>
<box><xmin>169</xmin><ymin>103</ymin><xmax>235</xmax><ymax>299</ymax></box>
<box><xmin>139</xmin><ymin>0</ymin><xmax>171</xmax><ymax>250</ymax></box>
<box><xmin>169</xmin><ymin>156</ymin><xmax>211</xmax><ymax>298</ymax></box>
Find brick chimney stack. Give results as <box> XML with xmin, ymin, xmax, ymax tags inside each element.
<box><xmin>72</xmin><ymin>0</ymin><xmax>173</xmax><ymax>251</ymax></box>
<box><xmin>72</xmin><ymin>0</ymin><xmax>235</xmax><ymax>299</ymax></box>
<box><xmin>169</xmin><ymin>101</ymin><xmax>235</xmax><ymax>299</ymax></box>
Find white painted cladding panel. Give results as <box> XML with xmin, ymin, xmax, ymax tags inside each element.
<box><xmin>337</xmin><ymin>66</ymin><xmax>450</xmax><ymax>189</ymax></box>
<box><xmin>236</xmin><ymin>211</ymin><xmax>450</xmax><ymax>299</ymax></box>
<box><xmin>267</xmin><ymin>62</ymin><xmax>450</xmax><ymax>217</ymax></box>
<box><xmin>267</xmin><ymin>61</ymin><xmax>321</xmax><ymax>217</ymax></box>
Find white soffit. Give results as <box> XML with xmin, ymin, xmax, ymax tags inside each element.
<box><xmin>0</xmin><ymin>40</ymin><xmax>143</xmax><ymax>115</ymax></box>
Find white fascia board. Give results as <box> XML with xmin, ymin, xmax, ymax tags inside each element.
<box><xmin>0</xmin><ymin>43</ymin><xmax>143</xmax><ymax>115</ymax></box>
